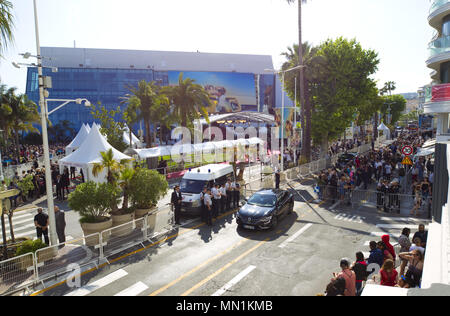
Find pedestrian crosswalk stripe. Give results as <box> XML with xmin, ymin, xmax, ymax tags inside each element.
<box><xmin>379</xmin><ymin>217</ymin><xmax>431</xmax><ymax>223</ymax></box>
<box><xmin>376</xmin><ymin>224</ymin><xmax>429</xmax><ymax>230</ymax></box>
<box><xmin>64</xmin><ymin>269</ymin><xmax>128</xmax><ymax>296</ymax></box>
<box><xmin>114</xmin><ymin>282</ymin><xmax>148</xmax><ymax>296</ymax></box>
<box><xmin>370</xmin><ymin>232</ymin><xmax>401</xmax><ymax>239</ymax></box>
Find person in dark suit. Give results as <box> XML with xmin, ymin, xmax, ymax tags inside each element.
<box><xmin>54</xmin><ymin>206</ymin><xmax>66</xmax><ymax>246</ymax></box>
<box><xmin>171</xmin><ymin>185</ymin><xmax>182</xmax><ymax>225</ymax></box>
<box><xmin>56</xmin><ymin>174</ymin><xmax>64</xmax><ymax>201</ymax></box>
<box><xmin>275</xmin><ymin>168</ymin><xmax>281</xmax><ymax>189</ymax></box>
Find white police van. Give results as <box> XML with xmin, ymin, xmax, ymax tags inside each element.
<box><xmin>180</xmin><ymin>164</ymin><xmax>235</xmax><ymax>215</ymax></box>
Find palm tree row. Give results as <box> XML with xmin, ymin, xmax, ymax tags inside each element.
<box><xmin>0</xmin><ymin>85</ymin><xmax>40</xmax><ymax>161</ymax></box>
<box><xmin>122</xmin><ymin>73</ymin><xmax>211</xmax><ymax>148</ymax></box>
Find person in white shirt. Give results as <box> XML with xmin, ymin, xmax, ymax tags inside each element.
<box><xmin>211</xmin><ymin>184</ymin><xmax>221</xmax><ymax>218</ymax></box>
<box><xmin>219</xmin><ymin>184</ymin><xmax>227</xmax><ymax>214</ymax></box>
<box><xmin>204</xmin><ymin>189</ymin><xmax>213</xmax><ymax>226</ymax></box>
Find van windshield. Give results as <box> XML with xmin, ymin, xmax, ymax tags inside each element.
<box><xmin>180</xmin><ymin>179</ymin><xmax>206</xmax><ymax>194</ymax></box>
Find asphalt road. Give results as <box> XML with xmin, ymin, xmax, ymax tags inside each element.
<box><xmin>31</xmin><ymin>180</ymin><xmax>429</xmax><ymax>297</ymax></box>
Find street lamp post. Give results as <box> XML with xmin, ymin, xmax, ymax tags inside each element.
<box><xmin>265</xmin><ymin>65</ymin><xmax>305</xmax><ymax>172</ymax></box>
<box><xmin>32</xmin><ymin>0</ymin><xmax>58</xmax><ymax>245</ymax></box>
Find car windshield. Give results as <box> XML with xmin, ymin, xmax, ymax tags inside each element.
<box><xmin>180</xmin><ymin>179</ymin><xmax>206</xmax><ymax>194</ymax></box>
<box><xmin>247</xmin><ymin>194</ymin><xmax>277</xmax><ymax>207</ymax></box>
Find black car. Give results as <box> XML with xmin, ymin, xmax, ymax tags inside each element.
<box><xmin>236</xmin><ymin>189</ymin><xmax>294</xmax><ymax>230</ymax></box>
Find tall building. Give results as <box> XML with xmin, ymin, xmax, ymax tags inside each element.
<box><xmin>422</xmin><ymin>0</ymin><xmax>450</xmax><ymax>292</ymax></box>
<box><xmin>25</xmin><ymin>47</ymin><xmax>279</xmax><ymax>132</ymax></box>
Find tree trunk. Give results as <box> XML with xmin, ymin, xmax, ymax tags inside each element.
<box><xmin>144</xmin><ymin>118</ymin><xmax>152</xmax><ymax>148</ymax></box>
<box><xmin>320</xmin><ymin>134</ymin><xmax>329</xmax><ymax>159</ymax></box>
<box><xmin>7</xmin><ymin>211</ymin><xmax>15</xmax><ymax>243</ymax></box>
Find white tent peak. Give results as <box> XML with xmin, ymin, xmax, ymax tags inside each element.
<box><xmin>65</xmin><ymin>124</ymin><xmax>91</xmax><ymax>155</ymax></box>
<box><xmin>59</xmin><ymin>123</ymin><xmax>132</xmax><ymax>182</ymax></box>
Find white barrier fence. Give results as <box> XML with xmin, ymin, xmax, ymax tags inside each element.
<box><xmin>0</xmin><ymin>206</ymin><xmax>172</xmax><ymax>295</ymax></box>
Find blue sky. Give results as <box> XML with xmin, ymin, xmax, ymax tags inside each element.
<box><xmin>0</xmin><ymin>0</ymin><xmax>433</xmax><ymax>95</ymax></box>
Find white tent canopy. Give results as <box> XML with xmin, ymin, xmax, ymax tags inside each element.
<box><xmin>416</xmin><ymin>147</ymin><xmax>435</xmax><ymax>157</ymax></box>
<box><xmin>59</xmin><ymin>124</ymin><xmax>132</xmax><ymax>183</ymax></box>
<box><xmin>65</xmin><ymin>124</ymin><xmax>91</xmax><ymax>155</ymax></box>
<box><xmin>123</xmin><ymin>126</ymin><xmax>143</xmax><ymax>149</ymax></box>
<box><xmin>377</xmin><ymin>123</ymin><xmax>391</xmax><ymax>140</ymax></box>
<box><xmin>85</xmin><ymin>123</ymin><xmax>91</xmax><ymax>133</ymax></box>
<box><xmin>130</xmin><ymin>137</ymin><xmax>266</xmax><ymax>160</ymax></box>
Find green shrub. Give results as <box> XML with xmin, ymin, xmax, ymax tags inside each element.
<box><xmin>129</xmin><ymin>168</ymin><xmax>168</xmax><ymax>209</ymax></box>
<box><xmin>15</xmin><ymin>239</ymin><xmax>47</xmax><ymax>257</ymax></box>
<box><xmin>17</xmin><ymin>175</ymin><xmax>35</xmax><ymax>196</ymax></box>
<box><xmin>68</xmin><ymin>181</ymin><xmax>121</xmax><ymax>223</ymax></box>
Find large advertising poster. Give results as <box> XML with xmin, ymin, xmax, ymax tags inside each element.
<box><xmin>168</xmin><ymin>71</ymin><xmax>258</xmax><ymax>114</ymax></box>
<box><xmin>274</xmin><ymin>107</ymin><xmax>301</xmax><ymax>151</ymax></box>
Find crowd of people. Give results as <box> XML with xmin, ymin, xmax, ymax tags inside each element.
<box><xmin>325</xmin><ymin>224</ymin><xmax>428</xmax><ymax>296</ymax></box>
<box><xmin>1</xmin><ymin>144</ymin><xmax>65</xmax><ymax>166</ymax></box>
<box><xmin>315</xmin><ymin>132</ymin><xmax>434</xmax><ymax>217</ymax></box>
<box><xmin>2</xmin><ymin>163</ymin><xmax>83</xmax><ymax>209</ymax></box>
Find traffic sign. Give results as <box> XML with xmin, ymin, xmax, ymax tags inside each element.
<box><xmin>402</xmin><ymin>145</ymin><xmax>413</xmax><ymax>156</ymax></box>
<box><xmin>402</xmin><ymin>156</ymin><xmax>413</xmax><ymax>165</ymax></box>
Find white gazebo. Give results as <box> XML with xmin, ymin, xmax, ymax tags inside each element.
<box><xmin>65</xmin><ymin>124</ymin><xmax>91</xmax><ymax>155</ymax></box>
<box><xmin>59</xmin><ymin>124</ymin><xmax>132</xmax><ymax>183</ymax></box>
<box><xmin>123</xmin><ymin>126</ymin><xmax>143</xmax><ymax>149</ymax></box>
<box><xmin>377</xmin><ymin>122</ymin><xmax>391</xmax><ymax>140</ymax></box>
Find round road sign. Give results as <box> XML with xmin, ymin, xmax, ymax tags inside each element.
<box><xmin>402</xmin><ymin>145</ymin><xmax>413</xmax><ymax>156</ymax></box>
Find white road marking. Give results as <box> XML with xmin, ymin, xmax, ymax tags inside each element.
<box><xmin>114</xmin><ymin>281</ymin><xmax>148</xmax><ymax>296</ymax></box>
<box><xmin>370</xmin><ymin>232</ymin><xmax>401</xmax><ymax>238</ymax></box>
<box><xmin>376</xmin><ymin>224</ymin><xmax>429</xmax><ymax>230</ymax></box>
<box><xmin>278</xmin><ymin>224</ymin><xmax>313</xmax><ymax>249</ymax></box>
<box><xmin>64</xmin><ymin>269</ymin><xmax>128</xmax><ymax>296</ymax></box>
<box><xmin>211</xmin><ymin>265</ymin><xmax>256</xmax><ymax>296</ymax></box>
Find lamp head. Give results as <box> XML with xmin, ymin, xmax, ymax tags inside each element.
<box><xmin>12</xmin><ymin>61</ymin><xmax>21</xmax><ymax>69</ymax></box>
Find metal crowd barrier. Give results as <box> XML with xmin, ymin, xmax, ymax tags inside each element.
<box><xmin>0</xmin><ymin>204</ymin><xmax>173</xmax><ymax>296</ymax></box>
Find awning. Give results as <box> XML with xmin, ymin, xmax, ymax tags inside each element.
<box><xmin>129</xmin><ymin>137</ymin><xmax>266</xmax><ymax>159</ymax></box>
<box><xmin>416</xmin><ymin>147</ymin><xmax>435</xmax><ymax>157</ymax></box>
<box><xmin>422</xmin><ymin>139</ymin><xmax>436</xmax><ymax>149</ymax></box>
<box><xmin>197</xmin><ymin>111</ymin><xmax>275</xmax><ymax>125</ymax></box>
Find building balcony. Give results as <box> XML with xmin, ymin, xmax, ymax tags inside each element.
<box><xmin>429</xmin><ymin>0</ymin><xmax>450</xmax><ymax>31</ymax></box>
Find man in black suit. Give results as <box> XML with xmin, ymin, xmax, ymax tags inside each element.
<box><xmin>171</xmin><ymin>185</ymin><xmax>182</xmax><ymax>225</ymax></box>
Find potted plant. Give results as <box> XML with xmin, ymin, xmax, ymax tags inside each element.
<box><xmin>110</xmin><ymin>167</ymin><xmax>136</xmax><ymax>236</ymax></box>
<box><xmin>129</xmin><ymin>168</ymin><xmax>168</xmax><ymax>231</ymax></box>
<box><xmin>68</xmin><ymin>181</ymin><xmax>120</xmax><ymax>245</ymax></box>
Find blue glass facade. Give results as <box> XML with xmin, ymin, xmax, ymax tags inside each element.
<box><xmin>26</xmin><ymin>67</ymin><xmax>275</xmax><ymax>132</ymax></box>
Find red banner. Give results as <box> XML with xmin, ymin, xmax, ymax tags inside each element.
<box><xmin>431</xmin><ymin>83</ymin><xmax>450</xmax><ymax>102</ymax></box>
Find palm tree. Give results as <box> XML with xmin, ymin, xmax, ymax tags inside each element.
<box><xmin>122</xmin><ymin>80</ymin><xmax>169</xmax><ymax>148</ymax></box>
<box><xmin>118</xmin><ymin>167</ymin><xmax>135</xmax><ymax>211</ymax></box>
<box><xmin>92</xmin><ymin>149</ymin><xmax>130</xmax><ymax>185</ymax></box>
<box><xmin>0</xmin><ymin>0</ymin><xmax>14</xmax><ymax>56</ymax></box>
<box><xmin>381</xmin><ymin>81</ymin><xmax>396</xmax><ymax>96</ymax></box>
<box><xmin>162</xmin><ymin>73</ymin><xmax>211</xmax><ymax>129</ymax></box>
<box><xmin>286</xmin><ymin>0</ymin><xmax>311</xmax><ymax>162</ymax></box>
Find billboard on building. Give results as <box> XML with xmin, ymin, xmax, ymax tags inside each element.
<box><xmin>168</xmin><ymin>71</ymin><xmax>258</xmax><ymax>113</ymax></box>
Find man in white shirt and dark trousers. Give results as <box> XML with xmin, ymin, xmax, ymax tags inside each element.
<box><xmin>225</xmin><ymin>179</ymin><xmax>233</xmax><ymax>211</ymax></box>
<box><xmin>219</xmin><ymin>184</ymin><xmax>227</xmax><ymax>214</ymax></box>
<box><xmin>204</xmin><ymin>189</ymin><xmax>213</xmax><ymax>226</ymax></box>
<box><xmin>200</xmin><ymin>186</ymin><xmax>208</xmax><ymax>223</ymax></box>
<box><xmin>211</xmin><ymin>184</ymin><xmax>221</xmax><ymax>219</ymax></box>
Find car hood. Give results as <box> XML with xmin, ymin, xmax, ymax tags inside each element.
<box><xmin>238</xmin><ymin>203</ymin><xmax>274</xmax><ymax>218</ymax></box>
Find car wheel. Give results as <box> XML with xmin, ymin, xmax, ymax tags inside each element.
<box><xmin>288</xmin><ymin>203</ymin><xmax>294</xmax><ymax>214</ymax></box>
<box><xmin>271</xmin><ymin>216</ymin><xmax>278</xmax><ymax>229</ymax></box>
